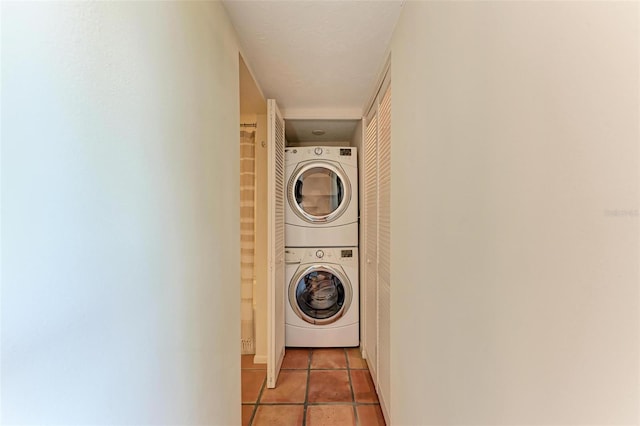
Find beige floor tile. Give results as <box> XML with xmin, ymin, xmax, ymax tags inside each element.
<box><xmin>351</xmin><ymin>370</ymin><xmax>378</xmax><ymax>403</ymax></box>
<box><xmin>241</xmin><ymin>348</ymin><xmax>384</xmax><ymax>425</ymax></box>
<box><xmin>310</xmin><ymin>348</ymin><xmax>347</xmax><ymax>369</ymax></box>
<box><xmin>282</xmin><ymin>348</ymin><xmax>310</xmax><ymax>369</ymax></box>
<box><xmin>346</xmin><ymin>348</ymin><xmax>368</xmax><ymax>369</ymax></box>
<box><xmin>252</xmin><ymin>405</ymin><xmax>304</xmax><ymax>426</ymax></box>
<box><xmin>242</xmin><ymin>370</ymin><xmax>266</xmax><ymax>403</ymax></box>
<box><xmin>259</xmin><ymin>370</ymin><xmax>308</xmax><ymax>403</ymax></box>
<box><xmin>356</xmin><ymin>404</ymin><xmax>386</xmax><ymax>425</ymax></box>
<box><xmin>306</xmin><ymin>405</ymin><xmax>356</xmax><ymax>426</ymax></box>
<box><xmin>308</xmin><ymin>370</ymin><xmax>352</xmax><ymax>403</ymax></box>
<box><xmin>242</xmin><ymin>404</ymin><xmax>255</xmax><ymax>426</ymax></box>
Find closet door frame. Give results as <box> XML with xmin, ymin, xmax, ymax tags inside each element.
<box><xmin>362</xmin><ymin>107</ymin><xmax>379</xmax><ymax>383</ymax></box>
<box><xmin>361</xmin><ymin>61</ymin><xmax>391</xmax><ymax>422</ymax></box>
<box><xmin>266</xmin><ymin>99</ymin><xmax>286</xmax><ymax>389</ymax></box>
<box><xmin>375</xmin><ymin>78</ymin><xmax>392</xmax><ymax>424</ymax></box>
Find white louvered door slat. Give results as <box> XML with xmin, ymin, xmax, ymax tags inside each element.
<box><xmin>377</xmin><ymin>85</ymin><xmax>392</xmax><ymax>411</ymax></box>
<box><xmin>364</xmin><ymin>114</ymin><xmax>379</xmax><ymax>382</ymax></box>
<box><xmin>267</xmin><ymin>99</ymin><xmax>285</xmax><ymax>389</ymax></box>
<box><xmin>362</xmin><ymin>66</ymin><xmax>391</xmax><ymax>423</ymax></box>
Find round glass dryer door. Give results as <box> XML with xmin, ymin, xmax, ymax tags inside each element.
<box><xmin>288</xmin><ymin>163</ymin><xmax>351</xmax><ymax>223</ymax></box>
<box><xmin>289</xmin><ymin>266</ymin><xmax>352</xmax><ymax>325</ymax></box>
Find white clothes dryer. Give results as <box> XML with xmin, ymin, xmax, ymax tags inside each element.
<box><xmin>285</xmin><ymin>247</ymin><xmax>359</xmax><ymax>347</ymax></box>
<box><xmin>285</xmin><ymin>147</ymin><xmax>358</xmax><ymax>247</ymax></box>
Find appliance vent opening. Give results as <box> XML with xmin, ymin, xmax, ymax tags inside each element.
<box><xmin>241</xmin><ymin>338</ymin><xmax>255</xmax><ymax>354</ymax></box>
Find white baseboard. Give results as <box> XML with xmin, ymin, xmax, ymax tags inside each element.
<box><xmin>360</xmin><ymin>346</ymin><xmax>368</xmax><ymax>359</ymax></box>
<box><xmin>253</xmin><ymin>354</ymin><xmax>267</xmax><ymax>364</ymax></box>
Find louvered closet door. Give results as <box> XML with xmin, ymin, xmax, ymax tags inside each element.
<box><xmin>364</xmin><ymin>113</ymin><xmax>378</xmax><ymax>382</ymax></box>
<box><xmin>267</xmin><ymin>99</ymin><xmax>285</xmax><ymax>388</ymax></box>
<box><xmin>377</xmin><ymin>85</ymin><xmax>392</xmax><ymax>410</ymax></box>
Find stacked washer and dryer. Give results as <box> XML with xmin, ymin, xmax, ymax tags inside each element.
<box><xmin>284</xmin><ymin>146</ymin><xmax>359</xmax><ymax>347</ymax></box>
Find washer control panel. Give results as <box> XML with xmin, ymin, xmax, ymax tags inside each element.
<box><xmin>315</xmin><ymin>250</ymin><xmax>324</xmax><ymax>259</ymax></box>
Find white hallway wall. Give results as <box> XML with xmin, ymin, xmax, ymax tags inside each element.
<box><xmin>390</xmin><ymin>2</ymin><xmax>639</xmax><ymax>425</ymax></box>
<box><xmin>2</xmin><ymin>2</ymin><xmax>241</xmax><ymax>424</ymax></box>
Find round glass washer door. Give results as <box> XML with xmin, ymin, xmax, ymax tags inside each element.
<box><xmin>289</xmin><ymin>265</ymin><xmax>352</xmax><ymax>325</ymax></box>
<box><xmin>287</xmin><ymin>162</ymin><xmax>351</xmax><ymax>224</ymax></box>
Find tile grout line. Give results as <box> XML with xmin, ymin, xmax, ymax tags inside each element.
<box><xmin>346</xmin><ymin>348</ymin><xmax>360</xmax><ymax>426</ymax></box>
<box><xmin>248</xmin><ymin>373</ymin><xmax>267</xmax><ymax>426</ymax></box>
<box><xmin>247</xmin><ymin>403</ymin><xmax>257</xmax><ymax>426</ymax></box>
<box><xmin>302</xmin><ymin>348</ymin><xmax>312</xmax><ymax>426</ymax></box>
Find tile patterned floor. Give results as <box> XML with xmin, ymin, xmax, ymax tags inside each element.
<box><xmin>241</xmin><ymin>348</ymin><xmax>386</xmax><ymax>426</ymax></box>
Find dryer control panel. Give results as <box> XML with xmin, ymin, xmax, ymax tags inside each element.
<box><xmin>285</xmin><ymin>146</ymin><xmax>358</xmax><ymax>166</ymax></box>
<box><xmin>285</xmin><ymin>247</ymin><xmax>358</xmax><ymax>265</ymax></box>
<box><xmin>340</xmin><ymin>249</ymin><xmax>354</xmax><ymax>258</ymax></box>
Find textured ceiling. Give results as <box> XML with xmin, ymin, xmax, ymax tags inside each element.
<box><xmin>285</xmin><ymin>119</ymin><xmax>359</xmax><ymax>143</ymax></box>
<box><xmin>223</xmin><ymin>0</ymin><xmax>403</xmax><ymax>118</ymax></box>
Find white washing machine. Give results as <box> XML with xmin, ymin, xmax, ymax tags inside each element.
<box><xmin>285</xmin><ymin>146</ymin><xmax>358</xmax><ymax>247</ymax></box>
<box><xmin>285</xmin><ymin>247</ymin><xmax>359</xmax><ymax>347</ymax></box>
